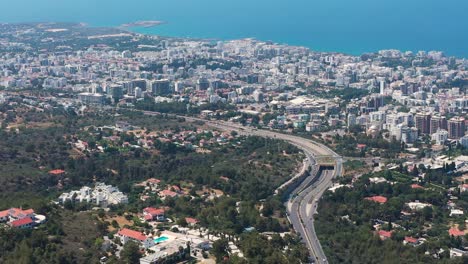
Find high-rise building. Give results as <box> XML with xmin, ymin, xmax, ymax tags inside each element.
<box><xmin>90</xmin><ymin>83</ymin><xmax>103</xmax><ymax>94</ymax></box>
<box><xmin>151</xmin><ymin>79</ymin><xmax>171</xmax><ymax>95</ymax></box>
<box><xmin>196</xmin><ymin>78</ymin><xmax>210</xmax><ymax>91</ymax></box>
<box><xmin>448</xmin><ymin>117</ymin><xmax>466</xmax><ymax>139</ymax></box>
<box><xmin>132</xmin><ymin>79</ymin><xmax>147</xmax><ymax>91</ymax></box>
<box><xmin>206</xmin><ymin>87</ymin><xmax>215</xmax><ymax>96</ymax></box>
<box><xmin>378</xmin><ymin>78</ymin><xmax>385</xmax><ymax>95</ymax></box>
<box><xmin>390</xmin><ymin>124</ymin><xmax>418</xmax><ymax>143</ymax></box>
<box><xmin>121</xmin><ymin>50</ymin><xmax>132</xmax><ymax>58</ymax></box>
<box><xmin>415</xmin><ymin>113</ymin><xmax>431</xmax><ymax>135</ymax></box>
<box><xmin>401</xmin><ymin>127</ymin><xmax>419</xmax><ymax>144</ymax></box>
<box><xmin>460</xmin><ymin>135</ymin><xmax>468</xmax><ymax>148</ymax></box>
<box><xmin>119</xmin><ymin>81</ymin><xmax>134</xmax><ymax>95</ymax></box>
<box><xmin>227</xmin><ymin>91</ymin><xmax>238</xmax><ymax>103</ymax></box>
<box><xmin>209</xmin><ymin>94</ymin><xmax>222</xmax><ymax>104</ymax></box>
<box><xmin>78</xmin><ymin>92</ymin><xmax>105</xmax><ymax>105</ymax></box>
<box><xmin>134</xmin><ymin>87</ymin><xmax>143</xmax><ymax>98</ymax></box>
<box><xmin>431</xmin><ymin>129</ymin><xmax>448</xmax><ymax>145</ymax></box>
<box><xmin>369</xmin><ymin>111</ymin><xmax>386</xmax><ymax>122</ymax></box>
<box><xmin>430</xmin><ymin>115</ymin><xmax>447</xmax><ymax>135</ymax></box>
<box><xmin>253</xmin><ymin>90</ymin><xmax>264</xmax><ymax>103</ymax></box>
<box><xmin>247</xmin><ymin>74</ymin><xmax>259</xmax><ymax>84</ymax></box>
<box><xmin>361</xmin><ymin>94</ymin><xmax>384</xmax><ymax>112</ymax></box>
<box><xmin>347</xmin><ymin>114</ymin><xmax>357</xmax><ymax>127</ymax></box>
<box><xmin>174</xmin><ymin>81</ymin><xmax>183</xmax><ymax>93</ymax></box>
<box><xmin>107</xmin><ymin>84</ymin><xmax>123</xmax><ymax>101</ymax></box>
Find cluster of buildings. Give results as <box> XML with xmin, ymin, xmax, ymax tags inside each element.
<box><xmin>347</xmin><ymin>104</ymin><xmax>466</xmax><ymax>145</ymax></box>
<box><xmin>135</xmin><ymin>178</ymin><xmax>186</xmax><ymax>202</ymax></box>
<box><xmin>58</xmin><ymin>182</ymin><xmax>128</xmax><ymax>207</ymax></box>
<box><xmin>0</xmin><ymin>24</ymin><xmax>467</xmax><ymax>149</ymax></box>
<box><xmin>114</xmin><ymin>228</ymin><xmax>211</xmax><ymax>264</ymax></box>
<box><xmin>0</xmin><ymin>208</ymin><xmax>46</xmax><ymax>229</ymax></box>
<box><xmin>69</xmin><ymin>121</ymin><xmax>236</xmax><ymax>157</ymax></box>
<box><xmin>1</xmin><ymin>22</ymin><xmax>468</xmax><ymax>262</ymax></box>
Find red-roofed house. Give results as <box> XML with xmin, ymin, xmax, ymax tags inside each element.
<box><xmin>143</xmin><ymin>207</ymin><xmax>165</xmax><ymax>222</ymax></box>
<box><xmin>0</xmin><ymin>208</ymin><xmax>35</xmax><ymax>221</ymax></box>
<box><xmin>146</xmin><ymin>178</ymin><xmax>161</xmax><ymax>186</ymax></box>
<box><xmin>378</xmin><ymin>230</ymin><xmax>393</xmax><ymax>240</ymax></box>
<box><xmin>0</xmin><ymin>210</ymin><xmax>9</xmax><ymax>222</ymax></box>
<box><xmin>365</xmin><ymin>196</ymin><xmax>388</xmax><ymax>204</ymax></box>
<box><xmin>403</xmin><ymin>236</ymin><xmax>419</xmax><ymax>246</ymax></box>
<box><xmin>10</xmin><ymin>217</ymin><xmax>34</xmax><ymax>228</ymax></box>
<box><xmin>357</xmin><ymin>144</ymin><xmax>367</xmax><ymax>150</ymax></box>
<box><xmin>185</xmin><ymin>217</ymin><xmax>199</xmax><ymax>226</ymax></box>
<box><xmin>11</xmin><ymin>208</ymin><xmax>34</xmax><ymax>219</ymax></box>
<box><xmin>0</xmin><ymin>208</ymin><xmax>44</xmax><ymax>229</ymax></box>
<box><xmin>117</xmin><ymin>228</ymin><xmax>155</xmax><ymax>248</ymax></box>
<box><xmin>449</xmin><ymin>227</ymin><xmax>465</xmax><ymax>237</ymax></box>
<box><xmin>159</xmin><ymin>189</ymin><xmax>178</xmax><ymax>199</ymax></box>
<box><xmin>411</xmin><ymin>184</ymin><xmax>424</xmax><ymax>189</ymax></box>
<box><xmin>49</xmin><ymin>169</ymin><xmax>65</xmax><ymax>176</ymax></box>
<box><xmin>171</xmin><ymin>185</ymin><xmax>181</xmax><ymax>193</ymax></box>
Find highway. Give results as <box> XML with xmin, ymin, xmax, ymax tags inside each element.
<box><xmin>289</xmin><ymin>169</ymin><xmax>335</xmax><ymax>263</ymax></box>
<box><xmin>142</xmin><ymin>111</ymin><xmax>342</xmax><ymax>263</ymax></box>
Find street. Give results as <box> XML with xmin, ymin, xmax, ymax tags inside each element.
<box><xmin>142</xmin><ymin>111</ymin><xmax>343</xmax><ymax>263</ymax></box>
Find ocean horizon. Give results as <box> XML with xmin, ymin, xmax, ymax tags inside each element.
<box><xmin>1</xmin><ymin>0</ymin><xmax>467</xmax><ymax>58</ymax></box>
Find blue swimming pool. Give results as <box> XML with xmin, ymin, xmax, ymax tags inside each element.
<box><xmin>154</xmin><ymin>236</ymin><xmax>169</xmax><ymax>243</ymax></box>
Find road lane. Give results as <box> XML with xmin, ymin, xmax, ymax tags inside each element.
<box><xmin>141</xmin><ymin>112</ymin><xmax>342</xmax><ymax>263</ymax></box>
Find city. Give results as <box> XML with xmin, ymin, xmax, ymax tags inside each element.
<box><xmin>0</xmin><ymin>21</ymin><xmax>467</xmax><ymax>264</ymax></box>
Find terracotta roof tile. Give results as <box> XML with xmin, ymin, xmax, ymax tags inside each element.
<box><xmin>365</xmin><ymin>196</ymin><xmax>388</xmax><ymax>204</ymax></box>
<box><xmin>118</xmin><ymin>228</ymin><xmax>147</xmax><ymax>241</ymax></box>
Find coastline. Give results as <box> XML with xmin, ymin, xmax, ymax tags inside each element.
<box><xmin>2</xmin><ymin>20</ymin><xmax>466</xmax><ymax>59</ymax></box>
<box><xmin>122</xmin><ymin>24</ymin><xmax>467</xmax><ymax>59</ymax></box>
<box><xmin>1</xmin><ymin>0</ymin><xmax>467</xmax><ymax>58</ymax></box>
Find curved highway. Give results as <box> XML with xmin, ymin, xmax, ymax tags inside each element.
<box><xmin>142</xmin><ymin>111</ymin><xmax>342</xmax><ymax>263</ymax></box>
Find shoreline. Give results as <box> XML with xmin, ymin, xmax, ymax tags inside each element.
<box><xmin>2</xmin><ymin>21</ymin><xmax>466</xmax><ymax>59</ymax></box>
<box><xmin>121</xmin><ymin>24</ymin><xmax>467</xmax><ymax>60</ymax></box>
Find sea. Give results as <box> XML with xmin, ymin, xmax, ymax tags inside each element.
<box><xmin>1</xmin><ymin>0</ymin><xmax>467</xmax><ymax>58</ymax></box>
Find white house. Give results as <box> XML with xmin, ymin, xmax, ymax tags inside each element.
<box><xmin>118</xmin><ymin>228</ymin><xmax>155</xmax><ymax>249</ymax></box>
<box><xmin>450</xmin><ymin>248</ymin><xmax>468</xmax><ymax>258</ymax></box>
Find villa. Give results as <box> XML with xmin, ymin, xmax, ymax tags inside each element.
<box><xmin>185</xmin><ymin>217</ymin><xmax>199</xmax><ymax>226</ymax></box>
<box><xmin>143</xmin><ymin>207</ymin><xmax>166</xmax><ymax>222</ymax></box>
<box><xmin>117</xmin><ymin>228</ymin><xmax>155</xmax><ymax>249</ymax></box>
<box><xmin>377</xmin><ymin>230</ymin><xmax>393</xmax><ymax>240</ymax></box>
<box><xmin>0</xmin><ymin>208</ymin><xmax>46</xmax><ymax>229</ymax></box>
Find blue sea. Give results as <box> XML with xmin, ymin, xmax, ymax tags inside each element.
<box><xmin>1</xmin><ymin>0</ymin><xmax>467</xmax><ymax>57</ymax></box>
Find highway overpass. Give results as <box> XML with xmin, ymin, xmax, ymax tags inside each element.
<box><xmin>142</xmin><ymin>112</ymin><xmax>342</xmax><ymax>263</ymax></box>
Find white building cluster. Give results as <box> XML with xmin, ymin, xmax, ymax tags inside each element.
<box><xmin>58</xmin><ymin>182</ymin><xmax>128</xmax><ymax>207</ymax></box>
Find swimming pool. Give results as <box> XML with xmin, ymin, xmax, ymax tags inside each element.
<box><xmin>154</xmin><ymin>236</ymin><xmax>169</xmax><ymax>243</ymax></box>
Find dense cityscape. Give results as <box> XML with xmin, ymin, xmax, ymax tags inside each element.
<box><xmin>0</xmin><ymin>22</ymin><xmax>468</xmax><ymax>264</ymax></box>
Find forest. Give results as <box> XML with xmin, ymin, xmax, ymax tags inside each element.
<box><xmin>315</xmin><ymin>167</ymin><xmax>468</xmax><ymax>264</ymax></box>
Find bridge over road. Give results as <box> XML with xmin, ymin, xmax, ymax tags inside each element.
<box><xmin>141</xmin><ymin>111</ymin><xmax>342</xmax><ymax>263</ymax></box>
<box><xmin>179</xmin><ymin>117</ymin><xmax>342</xmax><ymax>264</ymax></box>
